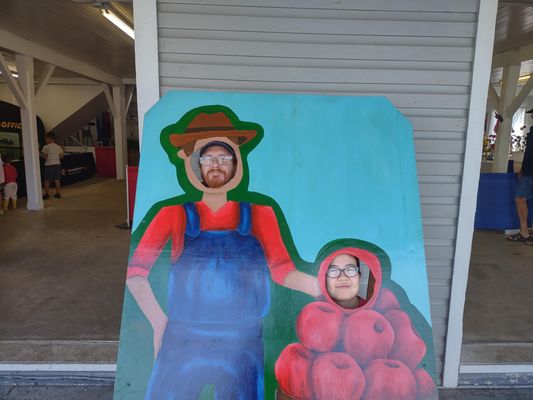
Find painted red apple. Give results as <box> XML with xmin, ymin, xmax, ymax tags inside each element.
<box><xmin>384</xmin><ymin>310</ymin><xmax>427</xmax><ymax>369</ymax></box>
<box><xmin>374</xmin><ymin>287</ymin><xmax>400</xmax><ymax>313</ymax></box>
<box><xmin>311</xmin><ymin>352</ymin><xmax>366</xmax><ymax>400</ymax></box>
<box><xmin>413</xmin><ymin>368</ymin><xmax>438</xmax><ymax>400</ymax></box>
<box><xmin>275</xmin><ymin>343</ymin><xmax>316</xmax><ymax>400</ymax></box>
<box><xmin>362</xmin><ymin>359</ymin><xmax>417</xmax><ymax>400</ymax></box>
<box><xmin>296</xmin><ymin>301</ymin><xmax>344</xmax><ymax>352</ymax></box>
<box><xmin>342</xmin><ymin>310</ymin><xmax>395</xmax><ymax>366</ymax></box>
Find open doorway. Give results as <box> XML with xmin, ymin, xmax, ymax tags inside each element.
<box><xmin>460</xmin><ymin>1</ymin><xmax>533</xmax><ymax>383</ymax></box>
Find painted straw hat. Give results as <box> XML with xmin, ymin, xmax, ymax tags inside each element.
<box><xmin>169</xmin><ymin>111</ymin><xmax>257</xmax><ymax>156</ymax></box>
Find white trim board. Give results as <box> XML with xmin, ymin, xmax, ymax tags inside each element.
<box><xmin>132</xmin><ymin>0</ymin><xmax>159</xmax><ymax>146</ymax></box>
<box><xmin>460</xmin><ymin>364</ymin><xmax>533</xmax><ymax>374</ymax></box>
<box><xmin>442</xmin><ymin>0</ymin><xmax>499</xmax><ymax>388</ymax></box>
<box><xmin>0</xmin><ymin>363</ymin><xmax>116</xmax><ymax>372</ymax></box>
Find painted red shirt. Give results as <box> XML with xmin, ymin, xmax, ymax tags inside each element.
<box><xmin>127</xmin><ymin>201</ymin><xmax>295</xmax><ymax>285</ymax></box>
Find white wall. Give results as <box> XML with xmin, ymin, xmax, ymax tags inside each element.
<box><xmin>0</xmin><ymin>82</ymin><xmax>104</xmax><ymax>131</ymax></box>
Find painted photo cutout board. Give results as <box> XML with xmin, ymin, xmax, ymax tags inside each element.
<box><xmin>114</xmin><ymin>91</ymin><xmax>438</xmax><ymax>400</ymax></box>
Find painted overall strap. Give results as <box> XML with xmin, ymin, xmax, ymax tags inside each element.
<box><xmin>183</xmin><ymin>202</ymin><xmax>200</xmax><ymax>237</ymax></box>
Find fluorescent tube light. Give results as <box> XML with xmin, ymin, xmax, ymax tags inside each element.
<box><xmin>101</xmin><ymin>9</ymin><xmax>134</xmax><ymax>39</ymax></box>
<box><xmin>0</xmin><ymin>69</ymin><xmax>18</xmax><ymax>78</ymax></box>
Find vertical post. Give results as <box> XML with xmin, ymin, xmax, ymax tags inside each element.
<box><xmin>113</xmin><ymin>85</ymin><xmax>127</xmax><ymax>180</ymax></box>
<box><xmin>133</xmin><ymin>0</ymin><xmax>160</xmax><ymax>147</ymax></box>
<box><xmin>442</xmin><ymin>0</ymin><xmax>498</xmax><ymax>387</ymax></box>
<box><xmin>16</xmin><ymin>54</ymin><xmax>43</xmax><ymax>210</ymax></box>
<box><xmin>125</xmin><ymin>165</ymin><xmax>130</xmax><ymax>227</ymax></box>
<box><xmin>493</xmin><ymin>64</ymin><xmax>520</xmax><ymax>172</ymax></box>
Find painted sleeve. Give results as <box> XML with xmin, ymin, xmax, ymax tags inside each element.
<box><xmin>251</xmin><ymin>205</ymin><xmax>296</xmax><ymax>285</ymax></box>
<box><xmin>126</xmin><ymin>206</ymin><xmax>186</xmax><ymax>277</ymax></box>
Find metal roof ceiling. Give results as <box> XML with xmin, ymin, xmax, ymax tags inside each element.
<box><xmin>0</xmin><ymin>0</ymin><xmax>134</xmax><ymax>80</ymax></box>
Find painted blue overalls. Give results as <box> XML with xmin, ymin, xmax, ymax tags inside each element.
<box><xmin>145</xmin><ymin>202</ymin><xmax>270</xmax><ymax>400</ymax></box>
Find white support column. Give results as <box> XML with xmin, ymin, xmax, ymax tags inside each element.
<box><xmin>113</xmin><ymin>85</ymin><xmax>127</xmax><ymax>180</ymax></box>
<box><xmin>493</xmin><ymin>64</ymin><xmax>520</xmax><ymax>172</ymax></box>
<box><xmin>442</xmin><ymin>0</ymin><xmax>498</xmax><ymax>388</ymax></box>
<box><xmin>16</xmin><ymin>54</ymin><xmax>43</xmax><ymax>210</ymax></box>
<box><xmin>133</xmin><ymin>0</ymin><xmax>160</xmax><ymax>147</ymax></box>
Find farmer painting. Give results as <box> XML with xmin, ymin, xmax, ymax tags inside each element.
<box><xmin>125</xmin><ymin>105</ymin><xmax>320</xmax><ymax>399</ymax></box>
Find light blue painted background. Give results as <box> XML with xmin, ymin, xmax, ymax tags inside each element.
<box><xmin>133</xmin><ymin>91</ymin><xmax>431</xmax><ymax>323</ymax></box>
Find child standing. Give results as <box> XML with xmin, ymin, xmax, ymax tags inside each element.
<box><xmin>2</xmin><ymin>154</ymin><xmax>18</xmax><ymax>211</ymax></box>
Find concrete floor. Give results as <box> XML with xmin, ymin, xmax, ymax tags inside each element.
<box><xmin>462</xmin><ymin>230</ymin><xmax>533</xmax><ymax>364</ymax></box>
<box><xmin>0</xmin><ymin>178</ymin><xmax>130</xmax><ymax>363</ymax></box>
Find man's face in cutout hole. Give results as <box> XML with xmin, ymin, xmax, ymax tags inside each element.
<box><xmin>199</xmin><ymin>145</ymin><xmax>236</xmax><ymax>188</ymax></box>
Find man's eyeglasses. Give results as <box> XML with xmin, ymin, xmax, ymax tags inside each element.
<box><xmin>326</xmin><ymin>265</ymin><xmax>360</xmax><ymax>278</ymax></box>
<box><xmin>199</xmin><ymin>155</ymin><xmax>234</xmax><ymax>166</ymax></box>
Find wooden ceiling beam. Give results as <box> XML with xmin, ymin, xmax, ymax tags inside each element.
<box><xmin>0</xmin><ymin>28</ymin><xmax>122</xmax><ymax>85</ymax></box>
<box><xmin>492</xmin><ymin>43</ymin><xmax>533</xmax><ymax>68</ymax></box>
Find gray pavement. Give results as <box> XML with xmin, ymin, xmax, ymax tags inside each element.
<box><xmin>2</xmin><ymin>384</ymin><xmax>533</xmax><ymax>400</ymax></box>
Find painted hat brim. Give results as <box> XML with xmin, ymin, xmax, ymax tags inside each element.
<box><xmin>169</xmin><ymin>129</ymin><xmax>257</xmax><ymax>148</ymax></box>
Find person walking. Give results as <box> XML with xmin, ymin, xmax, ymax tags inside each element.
<box><xmin>41</xmin><ymin>132</ymin><xmax>64</xmax><ymax>199</ymax></box>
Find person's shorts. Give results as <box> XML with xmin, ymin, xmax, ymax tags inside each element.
<box><xmin>44</xmin><ymin>164</ymin><xmax>62</xmax><ymax>181</ymax></box>
<box><xmin>4</xmin><ymin>182</ymin><xmax>17</xmax><ymax>200</ymax></box>
<box><xmin>0</xmin><ymin>183</ymin><xmax>4</xmax><ymax>197</ymax></box>
<box><xmin>515</xmin><ymin>174</ymin><xmax>533</xmax><ymax>198</ymax></box>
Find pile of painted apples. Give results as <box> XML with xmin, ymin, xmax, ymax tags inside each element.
<box><xmin>275</xmin><ymin>288</ymin><xmax>437</xmax><ymax>400</ymax></box>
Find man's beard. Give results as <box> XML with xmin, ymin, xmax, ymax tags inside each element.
<box><xmin>202</xmin><ymin>169</ymin><xmax>230</xmax><ymax>188</ymax></box>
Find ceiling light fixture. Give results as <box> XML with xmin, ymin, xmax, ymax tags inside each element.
<box><xmin>101</xmin><ymin>9</ymin><xmax>134</xmax><ymax>39</ymax></box>
<box><xmin>0</xmin><ymin>69</ymin><xmax>18</xmax><ymax>78</ymax></box>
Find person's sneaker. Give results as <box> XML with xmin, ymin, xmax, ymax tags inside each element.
<box><xmin>54</xmin><ymin>193</ymin><xmax>61</xmax><ymax>199</ymax></box>
<box><xmin>526</xmin><ymin>236</ymin><xmax>533</xmax><ymax>246</ymax></box>
<box><xmin>43</xmin><ymin>194</ymin><xmax>49</xmax><ymax>200</ymax></box>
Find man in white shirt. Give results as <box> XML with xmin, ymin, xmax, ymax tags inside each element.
<box><xmin>42</xmin><ymin>132</ymin><xmax>64</xmax><ymax>199</ymax></box>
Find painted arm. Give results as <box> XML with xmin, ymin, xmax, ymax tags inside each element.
<box><xmin>126</xmin><ymin>276</ymin><xmax>167</xmax><ymax>359</ymax></box>
<box><xmin>126</xmin><ymin>206</ymin><xmax>186</xmax><ymax>358</ymax></box>
<box><xmin>252</xmin><ymin>205</ymin><xmax>321</xmax><ymax>298</ymax></box>
<box><xmin>283</xmin><ymin>270</ymin><xmax>321</xmax><ymax>297</ymax></box>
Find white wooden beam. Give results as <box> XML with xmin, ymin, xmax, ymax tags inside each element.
<box><xmin>133</xmin><ymin>0</ymin><xmax>160</xmax><ymax>146</ymax></box>
<box><xmin>0</xmin><ymin>28</ymin><xmax>121</xmax><ymax>85</ymax></box>
<box><xmin>35</xmin><ymin>64</ymin><xmax>55</xmax><ymax>98</ymax></box>
<box><xmin>506</xmin><ymin>76</ymin><xmax>533</xmax><ymax>116</ymax></box>
<box><xmin>102</xmin><ymin>84</ymin><xmax>117</xmax><ymax>118</ymax></box>
<box><xmin>442</xmin><ymin>0</ymin><xmax>498</xmax><ymax>388</ymax></box>
<box><xmin>493</xmin><ymin>64</ymin><xmax>520</xmax><ymax>172</ymax></box>
<box><xmin>125</xmin><ymin>85</ymin><xmax>134</xmax><ymax>115</ymax></box>
<box><xmin>492</xmin><ymin>43</ymin><xmax>533</xmax><ymax>68</ymax></box>
<box><xmin>0</xmin><ymin>52</ymin><xmax>27</xmax><ymax>109</ymax></box>
<box><xmin>487</xmin><ymin>84</ymin><xmax>500</xmax><ymax>113</ymax></box>
<box><xmin>16</xmin><ymin>54</ymin><xmax>43</xmax><ymax>210</ymax></box>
